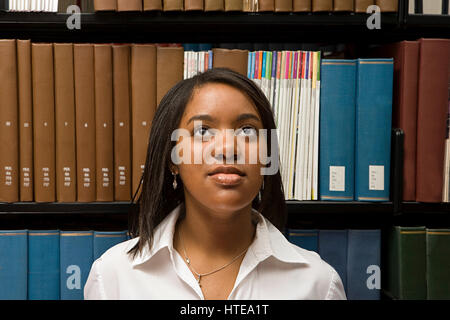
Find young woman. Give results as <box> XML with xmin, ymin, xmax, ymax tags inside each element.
<box><xmin>84</xmin><ymin>68</ymin><xmax>346</xmax><ymax>300</ymax></box>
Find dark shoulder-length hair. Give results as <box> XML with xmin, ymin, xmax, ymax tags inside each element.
<box><xmin>128</xmin><ymin>67</ymin><xmax>286</xmax><ymax>258</ymax></box>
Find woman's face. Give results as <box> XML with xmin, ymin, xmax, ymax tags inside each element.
<box><xmin>172</xmin><ymin>83</ymin><xmax>265</xmax><ymax>215</ymax></box>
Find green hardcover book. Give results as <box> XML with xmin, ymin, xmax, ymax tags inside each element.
<box><xmin>386</xmin><ymin>226</ymin><xmax>426</xmax><ymax>300</ymax></box>
<box><xmin>426</xmin><ymin>229</ymin><xmax>450</xmax><ymax>300</ymax></box>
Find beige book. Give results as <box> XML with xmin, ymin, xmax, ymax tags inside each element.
<box><xmin>144</xmin><ymin>0</ymin><xmax>163</xmax><ymax>10</ymax></box>
<box><xmin>259</xmin><ymin>0</ymin><xmax>275</xmax><ymax>11</ymax></box>
<box><xmin>375</xmin><ymin>0</ymin><xmax>398</xmax><ymax>12</ymax></box>
<box><xmin>94</xmin><ymin>0</ymin><xmax>117</xmax><ymax>11</ymax></box>
<box><xmin>312</xmin><ymin>0</ymin><xmax>332</xmax><ymax>11</ymax></box>
<box><xmin>156</xmin><ymin>46</ymin><xmax>184</xmax><ymax>106</ymax></box>
<box><xmin>334</xmin><ymin>0</ymin><xmax>353</xmax><ymax>11</ymax></box>
<box><xmin>74</xmin><ymin>44</ymin><xmax>97</xmax><ymax>202</ymax></box>
<box><xmin>355</xmin><ymin>0</ymin><xmax>374</xmax><ymax>12</ymax></box>
<box><xmin>275</xmin><ymin>0</ymin><xmax>293</xmax><ymax>11</ymax></box>
<box><xmin>205</xmin><ymin>0</ymin><xmax>224</xmax><ymax>11</ymax></box>
<box><xmin>54</xmin><ymin>43</ymin><xmax>77</xmax><ymax>202</ymax></box>
<box><xmin>17</xmin><ymin>40</ymin><xmax>34</xmax><ymax>202</ymax></box>
<box><xmin>164</xmin><ymin>0</ymin><xmax>184</xmax><ymax>10</ymax></box>
<box><xmin>225</xmin><ymin>0</ymin><xmax>243</xmax><ymax>11</ymax></box>
<box><xmin>0</xmin><ymin>40</ymin><xmax>19</xmax><ymax>203</ymax></box>
<box><xmin>131</xmin><ymin>45</ymin><xmax>157</xmax><ymax>199</ymax></box>
<box><xmin>94</xmin><ymin>44</ymin><xmax>114</xmax><ymax>201</ymax></box>
<box><xmin>32</xmin><ymin>43</ymin><xmax>56</xmax><ymax>203</ymax></box>
<box><xmin>212</xmin><ymin>48</ymin><xmax>249</xmax><ymax>77</ymax></box>
<box><xmin>117</xmin><ymin>0</ymin><xmax>142</xmax><ymax>11</ymax></box>
<box><xmin>185</xmin><ymin>0</ymin><xmax>203</xmax><ymax>10</ymax></box>
<box><xmin>293</xmin><ymin>0</ymin><xmax>311</xmax><ymax>11</ymax></box>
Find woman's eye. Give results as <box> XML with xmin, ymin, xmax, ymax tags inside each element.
<box><xmin>193</xmin><ymin>126</ymin><xmax>214</xmax><ymax>138</ymax></box>
<box><xmin>235</xmin><ymin>126</ymin><xmax>258</xmax><ymax>137</ymax></box>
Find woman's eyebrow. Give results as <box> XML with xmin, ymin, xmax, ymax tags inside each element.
<box><xmin>186</xmin><ymin>114</ymin><xmax>215</xmax><ymax>125</ymax></box>
<box><xmin>234</xmin><ymin>113</ymin><xmax>261</xmax><ymax>124</ymax></box>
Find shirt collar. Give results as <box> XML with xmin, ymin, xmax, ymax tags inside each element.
<box><xmin>129</xmin><ymin>203</ymin><xmax>309</xmax><ymax>267</ymax></box>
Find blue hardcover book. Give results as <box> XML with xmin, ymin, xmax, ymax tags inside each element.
<box><xmin>93</xmin><ymin>231</ymin><xmax>128</xmax><ymax>260</ymax></box>
<box><xmin>319</xmin><ymin>230</ymin><xmax>348</xmax><ymax>293</ymax></box>
<box><xmin>287</xmin><ymin>229</ymin><xmax>318</xmax><ymax>252</ymax></box>
<box><xmin>355</xmin><ymin>59</ymin><xmax>394</xmax><ymax>202</ymax></box>
<box><xmin>198</xmin><ymin>43</ymin><xmax>212</xmax><ymax>51</ymax></box>
<box><xmin>60</xmin><ymin>231</ymin><xmax>93</xmax><ymax>300</ymax></box>
<box><xmin>182</xmin><ymin>43</ymin><xmax>199</xmax><ymax>51</ymax></box>
<box><xmin>28</xmin><ymin>230</ymin><xmax>60</xmax><ymax>300</ymax></box>
<box><xmin>347</xmin><ymin>229</ymin><xmax>381</xmax><ymax>300</ymax></box>
<box><xmin>0</xmin><ymin>230</ymin><xmax>28</xmax><ymax>300</ymax></box>
<box><xmin>319</xmin><ymin>60</ymin><xmax>357</xmax><ymax>201</ymax></box>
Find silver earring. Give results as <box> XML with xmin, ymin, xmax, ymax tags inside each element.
<box><xmin>172</xmin><ymin>172</ymin><xmax>178</xmax><ymax>190</ymax></box>
<box><xmin>258</xmin><ymin>179</ymin><xmax>264</xmax><ymax>202</ymax></box>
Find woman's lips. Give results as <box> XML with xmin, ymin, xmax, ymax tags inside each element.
<box><xmin>208</xmin><ymin>173</ymin><xmax>243</xmax><ymax>186</ymax></box>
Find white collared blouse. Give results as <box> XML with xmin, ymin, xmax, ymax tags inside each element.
<box><xmin>84</xmin><ymin>205</ymin><xmax>347</xmax><ymax>300</ymax></box>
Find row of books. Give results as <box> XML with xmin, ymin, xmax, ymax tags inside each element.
<box><xmin>0</xmin><ymin>229</ymin><xmax>129</xmax><ymax>300</ymax></box>
<box><xmin>287</xmin><ymin>229</ymin><xmax>381</xmax><ymax>300</ymax></box>
<box><xmin>385</xmin><ymin>226</ymin><xmax>450</xmax><ymax>300</ymax></box>
<box><xmin>0</xmin><ymin>0</ymin><xmax>93</xmax><ymax>11</ymax></box>
<box><xmin>409</xmin><ymin>0</ymin><xmax>450</xmax><ymax>15</ymax></box>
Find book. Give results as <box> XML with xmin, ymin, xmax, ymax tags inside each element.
<box><xmin>93</xmin><ymin>231</ymin><xmax>128</xmax><ymax>260</ymax></box>
<box><xmin>0</xmin><ymin>0</ymin><xmax>8</xmax><ymax>10</ymax></box>
<box><xmin>184</xmin><ymin>0</ymin><xmax>203</xmax><ymax>10</ymax></box>
<box><xmin>17</xmin><ymin>39</ymin><xmax>34</xmax><ymax>202</ymax></box>
<box><xmin>225</xmin><ymin>0</ymin><xmax>243</xmax><ymax>11</ymax></box>
<box><xmin>164</xmin><ymin>0</ymin><xmax>183</xmax><ymax>11</ymax></box>
<box><xmin>287</xmin><ymin>229</ymin><xmax>319</xmax><ymax>252</ymax></box>
<box><xmin>275</xmin><ymin>0</ymin><xmax>293</xmax><ymax>12</ymax></box>
<box><xmin>32</xmin><ymin>43</ymin><xmax>56</xmax><ymax>203</ymax></box>
<box><xmin>422</xmin><ymin>0</ymin><xmax>448</xmax><ymax>14</ymax></box>
<box><xmin>113</xmin><ymin>44</ymin><xmax>132</xmax><ymax>201</ymax></box>
<box><xmin>426</xmin><ymin>229</ymin><xmax>450</xmax><ymax>299</ymax></box>
<box><xmin>355</xmin><ymin>0</ymin><xmax>374</xmax><ymax>12</ymax></box>
<box><xmin>205</xmin><ymin>0</ymin><xmax>224</xmax><ymax>11</ymax></box>
<box><xmin>117</xmin><ymin>0</ymin><xmax>142</xmax><ymax>11</ymax></box>
<box><xmin>375</xmin><ymin>0</ymin><xmax>398</xmax><ymax>12</ymax></box>
<box><xmin>94</xmin><ymin>44</ymin><xmax>114</xmax><ymax>201</ymax></box>
<box><xmin>74</xmin><ymin>44</ymin><xmax>97</xmax><ymax>202</ymax></box>
<box><xmin>312</xmin><ymin>0</ymin><xmax>332</xmax><ymax>12</ymax></box>
<box><xmin>60</xmin><ymin>231</ymin><xmax>93</xmax><ymax>300</ymax></box>
<box><xmin>415</xmin><ymin>39</ymin><xmax>450</xmax><ymax>202</ymax></box>
<box><xmin>293</xmin><ymin>0</ymin><xmax>311</xmax><ymax>11</ymax></box>
<box><xmin>318</xmin><ymin>230</ymin><xmax>348</xmax><ymax>293</ymax></box>
<box><xmin>258</xmin><ymin>0</ymin><xmax>274</xmax><ymax>11</ymax></box>
<box><xmin>386</xmin><ymin>226</ymin><xmax>426</xmax><ymax>300</ymax></box>
<box><xmin>371</xmin><ymin>41</ymin><xmax>420</xmax><ymax>202</ymax></box>
<box><xmin>144</xmin><ymin>0</ymin><xmax>163</xmax><ymax>10</ymax></box>
<box><xmin>156</xmin><ymin>46</ymin><xmax>184</xmax><ymax>106</ymax></box>
<box><xmin>319</xmin><ymin>60</ymin><xmax>356</xmax><ymax>201</ymax></box>
<box><xmin>212</xmin><ymin>48</ymin><xmax>249</xmax><ymax>77</ymax></box>
<box><xmin>347</xmin><ymin>230</ymin><xmax>381</xmax><ymax>300</ymax></box>
<box><xmin>54</xmin><ymin>43</ymin><xmax>77</xmax><ymax>203</ymax></box>
<box><xmin>0</xmin><ymin>230</ymin><xmax>27</xmax><ymax>300</ymax></box>
<box><xmin>334</xmin><ymin>0</ymin><xmax>353</xmax><ymax>11</ymax></box>
<box><xmin>28</xmin><ymin>230</ymin><xmax>60</xmax><ymax>300</ymax></box>
<box><xmin>94</xmin><ymin>0</ymin><xmax>117</xmax><ymax>11</ymax></box>
<box><xmin>355</xmin><ymin>59</ymin><xmax>394</xmax><ymax>202</ymax></box>
<box><xmin>131</xmin><ymin>44</ymin><xmax>157</xmax><ymax>200</ymax></box>
<box><xmin>0</xmin><ymin>39</ymin><xmax>19</xmax><ymax>203</ymax></box>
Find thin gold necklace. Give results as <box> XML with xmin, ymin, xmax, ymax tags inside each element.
<box><xmin>179</xmin><ymin>226</ymin><xmax>249</xmax><ymax>288</ymax></box>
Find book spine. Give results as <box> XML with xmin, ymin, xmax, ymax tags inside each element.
<box><xmin>426</xmin><ymin>229</ymin><xmax>450</xmax><ymax>299</ymax></box>
<box><xmin>156</xmin><ymin>46</ymin><xmax>185</xmax><ymax>106</ymax></box>
<box><xmin>117</xmin><ymin>0</ymin><xmax>142</xmax><ymax>11</ymax></box>
<box><xmin>258</xmin><ymin>0</ymin><xmax>275</xmax><ymax>11</ymax></box>
<box><xmin>347</xmin><ymin>230</ymin><xmax>381</xmax><ymax>300</ymax></box>
<box><xmin>60</xmin><ymin>231</ymin><xmax>93</xmax><ymax>300</ymax></box>
<box><xmin>94</xmin><ymin>0</ymin><xmax>116</xmax><ymax>11</ymax></box>
<box><xmin>32</xmin><ymin>43</ymin><xmax>56</xmax><ymax>202</ymax></box>
<box><xmin>293</xmin><ymin>0</ymin><xmax>311</xmax><ymax>11</ymax></box>
<box><xmin>0</xmin><ymin>40</ymin><xmax>19</xmax><ymax>203</ymax></box>
<box><xmin>205</xmin><ymin>0</ymin><xmax>224</xmax><ymax>11</ymax></box>
<box><xmin>312</xmin><ymin>0</ymin><xmax>332</xmax><ymax>11</ymax></box>
<box><xmin>74</xmin><ymin>44</ymin><xmax>96</xmax><ymax>202</ymax></box>
<box><xmin>354</xmin><ymin>0</ymin><xmax>374</xmax><ymax>12</ymax></box>
<box><xmin>355</xmin><ymin>59</ymin><xmax>393</xmax><ymax>202</ymax></box>
<box><xmin>94</xmin><ymin>44</ymin><xmax>114</xmax><ymax>201</ymax></box>
<box><xmin>131</xmin><ymin>44</ymin><xmax>157</xmax><ymax>200</ymax></box>
<box><xmin>225</xmin><ymin>0</ymin><xmax>243</xmax><ymax>11</ymax></box>
<box><xmin>184</xmin><ymin>0</ymin><xmax>203</xmax><ymax>10</ymax></box>
<box><xmin>17</xmin><ymin>40</ymin><xmax>34</xmax><ymax>202</ymax></box>
<box><xmin>275</xmin><ymin>0</ymin><xmax>293</xmax><ymax>11</ymax></box>
<box><xmin>287</xmin><ymin>229</ymin><xmax>319</xmax><ymax>252</ymax></box>
<box><xmin>113</xmin><ymin>45</ymin><xmax>132</xmax><ymax>201</ymax></box>
<box><xmin>375</xmin><ymin>0</ymin><xmax>398</xmax><ymax>12</ymax></box>
<box><xmin>212</xmin><ymin>48</ymin><xmax>249</xmax><ymax>77</ymax></box>
<box><xmin>163</xmin><ymin>0</ymin><xmax>184</xmax><ymax>10</ymax></box>
<box><xmin>0</xmin><ymin>230</ymin><xmax>27</xmax><ymax>300</ymax></box>
<box><xmin>54</xmin><ymin>43</ymin><xmax>77</xmax><ymax>202</ymax></box>
<box><xmin>333</xmin><ymin>0</ymin><xmax>354</xmax><ymax>11</ymax></box>
<box><xmin>28</xmin><ymin>230</ymin><xmax>60</xmax><ymax>300</ymax></box>
<box><xmin>144</xmin><ymin>0</ymin><xmax>163</xmax><ymax>10</ymax></box>
<box><xmin>93</xmin><ymin>231</ymin><xmax>128</xmax><ymax>260</ymax></box>
<box><xmin>319</xmin><ymin>60</ymin><xmax>356</xmax><ymax>201</ymax></box>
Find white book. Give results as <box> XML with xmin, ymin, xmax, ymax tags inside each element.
<box><xmin>269</xmin><ymin>52</ymin><xmax>276</xmax><ymax>115</ymax></box>
<box><xmin>409</xmin><ymin>0</ymin><xmax>415</xmax><ymax>14</ymax></box>
<box><xmin>183</xmin><ymin>51</ymin><xmax>188</xmax><ymax>80</ymax></box>
<box><xmin>307</xmin><ymin>57</ymin><xmax>315</xmax><ymax>201</ymax></box>
<box><xmin>423</xmin><ymin>0</ymin><xmax>444</xmax><ymax>14</ymax></box>
<box><xmin>285</xmin><ymin>52</ymin><xmax>294</xmax><ymax>196</ymax></box>
<box><xmin>295</xmin><ymin>52</ymin><xmax>306</xmax><ymax>200</ymax></box>
<box><xmin>312</xmin><ymin>52</ymin><xmax>321</xmax><ymax>200</ymax></box>
<box><xmin>31</xmin><ymin>0</ymin><xmax>36</xmax><ymax>11</ymax></box>
<box><xmin>279</xmin><ymin>52</ymin><xmax>288</xmax><ymax>194</ymax></box>
<box><xmin>302</xmin><ymin>52</ymin><xmax>312</xmax><ymax>200</ymax></box>
<box><xmin>200</xmin><ymin>51</ymin><xmax>205</xmax><ymax>73</ymax></box>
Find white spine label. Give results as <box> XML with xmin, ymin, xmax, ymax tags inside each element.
<box><xmin>369</xmin><ymin>165</ymin><xmax>384</xmax><ymax>191</ymax></box>
<box><xmin>329</xmin><ymin>166</ymin><xmax>345</xmax><ymax>192</ymax></box>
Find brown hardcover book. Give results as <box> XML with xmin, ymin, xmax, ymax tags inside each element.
<box><xmin>293</xmin><ymin>0</ymin><xmax>311</xmax><ymax>11</ymax></box>
<box><xmin>156</xmin><ymin>46</ymin><xmax>184</xmax><ymax>106</ymax></box>
<box><xmin>205</xmin><ymin>0</ymin><xmax>224</xmax><ymax>11</ymax></box>
<box><xmin>212</xmin><ymin>48</ymin><xmax>248</xmax><ymax>77</ymax></box>
<box><xmin>32</xmin><ymin>43</ymin><xmax>56</xmax><ymax>203</ymax></box>
<box><xmin>375</xmin><ymin>0</ymin><xmax>398</xmax><ymax>12</ymax></box>
<box><xmin>164</xmin><ymin>0</ymin><xmax>183</xmax><ymax>10</ymax></box>
<box><xmin>74</xmin><ymin>44</ymin><xmax>97</xmax><ymax>203</ymax></box>
<box><xmin>94</xmin><ymin>44</ymin><xmax>114</xmax><ymax>202</ymax></box>
<box><xmin>17</xmin><ymin>40</ymin><xmax>34</xmax><ymax>202</ymax></box>
<box><xmin>259</xmin><ymin>0</ymin><xmax>274</xmax><ymax>11</ymax></box>
<box><xmin>117</xmin><ymin>0</ymin><xmax>142</xmax><ymax>11</ymax></box>
<box><xmin>94</xmin><ymin>0</ymin><xmax>117</xmax><ymax>11</ymax></box>
<box><xmin>416</xmin><ymin>38</ymin><xmax>450</xmax><ymax>202</ymax></box>
<box><xmin>355</xmin><ymin>0</ymin><xmax>374</xmax><ymax>12</ymax></box>
<box><xmin>185</xmin><ymin>0</ymin><xmax>203</xmax><ymax>10</ymax></box>
<box><xmin>131</xmin><ymin>45</ymin><xmax>157</xmax><ymax>199</ymax></box>
<box><xmin>113</xmin><ymin>45</ymin><xmax>132</xmax><ymax>201</ymax></box>
<box><xmin>225</xmin><ymin>0</ymin><xmax>243</xmax><ymax>11</ymax></box>
<box><xmin>243</xmin><ymin>0</ymin><xmax>258</xmax><ymax>11</ymax></box>
<box><xmin>312</xmin><ymin>0</ymin><xmax>332</xmax><ymax>11</ymax></box>
<box><xmin>54</xmin><ymin>43</ymin><xmax>77</xmax><ymax>203</ymax></box>
<box><xmin>275</xmin><ymin>0</ymin><xmax>292</xmax><ymax>11</ymax></box>
<box><xmin>333</xmin><ymin>0</ymin><xmax>353</xmax><ymax>11</ymax></box>
<box><xmin>0</xmin><ymin>40</ymin><xmax>19</xmax><ymax>203</ymax></box>
<box><xmin>372</xmin><ymin>41</ymin><xmax>420</xmax><ymax>201</ymax></box>
<box><xmin>144</xmin><ymin>0</ymin><xmax>163</xmax><ymax>10</ymax></box>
